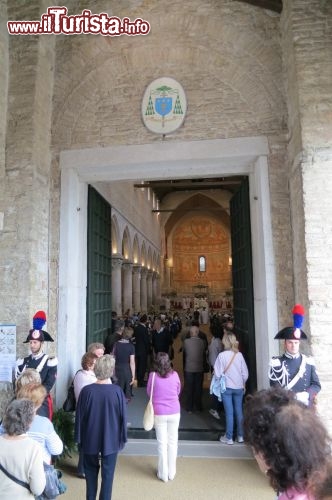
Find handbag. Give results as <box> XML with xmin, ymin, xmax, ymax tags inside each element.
<box><xmin>203</xmin><ymin>351</ymin><xmax>210</xmax><ymax>373</ymax></box>
<box><xmin>143</xmin><ymin>372</ymin><xmax>156</xmax><ymax>431</ymax></box>
<box><xmin>62</xmin><ymin>382</ymin><xmax>76</xmax><ymax>412</ymax></box>
<box><xmin>36</xmin><ymin>463</ymin><xmax>67</xmax><ymax>500</ymax></box>
<box><xmin>210</xmin><ymin>352</ymin><xmax>237</xmax><ymax>401</ymax></box>
<box><xmin>62</xmin><ymin>370</ymin><xmax>81</xmax><ymax>412</ymax></box>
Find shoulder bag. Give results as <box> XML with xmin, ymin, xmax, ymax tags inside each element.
<box><xmin>0</xmin><ymin>462</ymin><xmax>30</xmax><ymax>491</ymax></box>
<box><xmin>210</xmin><ymin>352</ymin><xmax>237</xmax><ymax>401</ymax></box>
<box><xmin>62</xmin><ymin>370</ymin><xmax>80</xmax><ymax>412</ymax></box>
<box><xmin>143</xmin><ymin>372</ymin><xmax>156</xmax><ymax>431</ymax></box>
<box><xmin>36</xmin><ymin>463</ymin><xmax>67</xmax><ymax>499</ymax></box>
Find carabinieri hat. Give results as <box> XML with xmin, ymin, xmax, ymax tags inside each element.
<box><xmin>23</xmin><ymin>310</ymin><xmax>54</xmax><ymax>343</ymax></box>
<box><xmin>274</xmin><ymin>304</ymin><xmax>307</xmax><ymax>340</ymax></box>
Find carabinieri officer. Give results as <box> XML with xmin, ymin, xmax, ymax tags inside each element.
<box><xmin>268</xmin><ymin>304</ymin><xmax>321</xmax><ymax>406</ymax></box>
<box><xmin>15</xmin><ymin>310</ymin><xmax>58</xmax><ymax>419</ymax></box>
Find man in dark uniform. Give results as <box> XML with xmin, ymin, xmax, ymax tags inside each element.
<box><xmin>268</xmin><ymin>304</ymin><xmax>321</xmax><ymax>406</ymax></box>
<box><xmin>132</xmin><ymin>314</ymin><xmax>150</xmax><ymax>387</ymax></box>
<box><xmin>15</xmin><ymin>310</ymin><xmax>58</xmax><ymax>419</ymax></box>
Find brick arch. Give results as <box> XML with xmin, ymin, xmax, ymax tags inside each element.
<box><xmin>111</xmin><ymin>215</ymin><xmax>120</xmax><ymax>254</ymax></box>
<box><xmin>121</xmin><ymin>226</ymin><xmax>131</xmax><ymax>260</ymax></box>
<box><xmin>52</xmin><ymin>4</ymin><xmax>285</xmax><ymax>149</ymax></box>
<box><xmin>165</xmin><ymin>193</ymin><xmax>230</xmax><ymax>238</ymax></box>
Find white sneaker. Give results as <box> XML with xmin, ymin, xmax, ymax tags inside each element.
<box><xmin>219</xmin><ymin>436</ymin><xmax>234</xmax><ymax>445</ymax></box>
<box><xmin>237</xmin><ymin>436</ymin><xmax>244</xmax><ymax>443</ymax></box>
<box><xmin>209</xmin><ymin>409</ymin><xmax>220</xmax><ymax>420</ymax></box>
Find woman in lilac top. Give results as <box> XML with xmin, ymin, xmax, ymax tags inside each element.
<box><xmin>146</xmin><ymin>352</ymin><xmax>181</xmax><ymax>483</ymax></box>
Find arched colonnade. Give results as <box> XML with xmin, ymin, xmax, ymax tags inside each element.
<box><xmin>111</xmin><ymin>211</ymin><xmax>161</xmax><ymax>315</ymax></box>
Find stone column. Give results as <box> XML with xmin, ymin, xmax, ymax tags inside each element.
<box><xmin>140</xmin><ymin>267</ymin><xmax>148</xmax><ymax>313</ymax></box>
<box><xmin>122</xmin><ymin>261</ymin><xmax>133</xmax><ymax>314</ymax></box>
<box><xmin>164</xmin><ymin>258</ymin><xmax>172</xmax><ymax>290</ymax></box>
<box><xmin>152</xmin><ymin>271</ymin><xmax>158</xmax><ymax>306</ymax></box>
<box><xmin>132</xmin><ymin>265</ymin><xmax>141</xmax><ymax>313</ymax></box>
<box><xmin>155</xmin><ymin>273</ymin><xmax>161</xmax><ymax>307</ymax></box>
<box><xmin>112</xmin><ymin>254</ymin><xmax>123</xmax><ymax>315</ymax></box>
<box><xmin>147</xmin><ymin>270</ymin><xmax>153</xmax><ymax>310</ymax></box>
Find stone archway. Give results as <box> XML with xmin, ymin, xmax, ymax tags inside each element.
<box><xmin>57</xmin><ymin>136</ymin><xmax>278</xmax><ymax>405</ymax></box>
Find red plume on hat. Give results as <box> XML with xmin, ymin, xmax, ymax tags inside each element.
<box><xmin>274</xmin><ymin>304</ymin><xmax>307</xmax><ymax>340</ymax></box>
<box><xmin>292</xmin><ymin>304</ymin><xmax>305</xmax><ymax>339</ymax></box>
<box><xmin>23</xmin><ymin>310</ymin><xmax>54</xmax><ymax>343</ymax></box>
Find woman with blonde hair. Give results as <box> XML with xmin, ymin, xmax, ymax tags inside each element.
<box><xmin>15</xmin><ymin>368</ymin><xmax>41</xmax><ymax>391</ymax></box>
<box><xmin>14</xmin><ymin>383</ymin><xmax>63</xmax><ymax>464</ymax></box>
<box><xmin>214</xmin><ymin>333</ymin><xmax>248</xmax><ymax>445</ymax></box>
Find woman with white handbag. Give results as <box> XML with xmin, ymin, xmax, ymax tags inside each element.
<box><xmin>146</xmin><ymin>352</ymin><xmax>181</xmax><ymax>483</ymax></box>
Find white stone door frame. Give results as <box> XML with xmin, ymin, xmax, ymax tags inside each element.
<box><xmin>57</xmin><ymin>137</ymin><xmax>278</xmax><ymax>405</ymax></box>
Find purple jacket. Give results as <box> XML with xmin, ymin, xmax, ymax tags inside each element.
<box><xmin>147</xmin><ymin>371</ymin><xmax>181</xmax><ymax>415</ymax></box>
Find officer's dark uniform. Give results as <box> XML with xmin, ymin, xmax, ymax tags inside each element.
<box><xmin>269</xmin><ymin>352</ymin><xmax>321</xmax><ymax>406</ymax></box>
<box><xmin>268</xmin><ymin>305</ymin><xmax>321</xmax><ymax>407</ymax></box>
<box><xmin>15</xmin><ymin>311</ymin><xmax>58</xmax><ymax>419</ymax></box>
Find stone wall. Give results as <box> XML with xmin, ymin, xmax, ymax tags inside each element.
<box><xmin>49</xmin><ymin>0</ymin><xmax>292</xmax><ymax>329</ymax></box>
<box><xmin>281</xmin><ymin>0</ymin><xmax>332</xmax><ymax>428</ymax></box>
<box><xmin>4</xmin><ymin>0</ymin><xmax>331</xmax><ymax>425</ymax></box>
<box><xmin>0</xmin><ymin>0</ymin><xmax>55</xmax><ymax>349</ymax></box>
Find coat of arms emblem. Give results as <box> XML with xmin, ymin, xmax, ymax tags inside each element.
<box><xmin>142</xmin><ymin>77</ymin><xmax>187</xmax><ymax>135</ymax></box>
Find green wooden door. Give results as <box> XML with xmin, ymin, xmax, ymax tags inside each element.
<box><xmin>86</xmin><ymin>186</ymin><xmax>112</xmax><ymax>347</ymax></box>
<box><xmin>230</xmin><ymin>178</ymin><xmax>256</xmax><ymax>393</ymax></box>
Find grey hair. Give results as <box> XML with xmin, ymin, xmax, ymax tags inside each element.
<box><xmin>2</xmin><ymin>398</ymin><xmax>35</xmax><ymax>436</ymax></box>
<box><xmin>94</xmin><ymin>354</ymin><xmax>115</xmax><ymax>380</ymax></box>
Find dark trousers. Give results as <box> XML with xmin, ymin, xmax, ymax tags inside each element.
<box><xmin>184</xmin><ymin>371</ymin><xmax>204</xmax><ymax>411</ymax></box>
<box><xmin>77</xmin><ymin>443</ymin><xmax>84</xmax><ymax>474</ymax></box>
<box><xmin>135</xmin><ymin>353</ymin><xmax>148</xmax><ymax>386</ymax></box>
<box><xmin>84</xmin><ymin>452</ymin><xmax>118</xmax><ymax>500</ymax></box>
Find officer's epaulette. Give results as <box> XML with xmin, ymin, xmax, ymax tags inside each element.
<box><xmin>305</xmin><ymin>355</ymin><xmax>316</xmax><ymax>366</ymax></box>
<box><xmin>269</xmin><ymin>357</ymin><xmax>282</xmax><ymax>367</ymax></box>
<box><xmin>16</xmin><ymin>357</ymin><xmax>24</xmax><ymax>366</ymax></box>
<box><xmin>47</xmin><ymin>357</ymin><xmax>58</xmax><ymax>367</ymax></box>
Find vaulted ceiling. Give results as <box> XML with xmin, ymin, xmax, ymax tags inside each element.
<box><xmin>135</xmin><ymin>0</ymin><xmax>283</xmax><ymax>205</ymax></box>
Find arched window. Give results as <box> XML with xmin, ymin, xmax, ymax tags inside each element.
<box><xmin>199</xmin><ymin>255</ymin><xmax>206</xmax><ymax>272</ymax></box>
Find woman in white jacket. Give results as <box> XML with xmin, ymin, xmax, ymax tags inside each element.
<box><xmin>0</xmin><ymin>399</ymin><xmax>46</xmax><ymax>499</ymax></box>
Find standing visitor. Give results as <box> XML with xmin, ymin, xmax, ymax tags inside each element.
<box><xmin>75</xmin><ymin>355</ymin><xmax>127</xmax><ymax>500</ymax></box>
<box><xmin>133</xmin><ymin>314</ymin><xmax>151</xmax><ymax>387</ymax></box>
<box><xmin>183</xmin><ymin>325</ymin><xmax>205</xmax><ymax>413</ymax></box>
<box><xmin>243</xmin><ymin>387</ymin><xmax>331</xmax><ymax>500</ymax></box>
<box><xmin>113</xmin><ymin>327</ymin><xmax>136</xmax><ymax>402</ymax></box>
<box><xmin>147</xmin><ymin>352</ymin><xmax>181</xmax><ymax>483</ymax></box>
<box><xmin>73</xmin><ymin>351</ymin><xmax>98</xmax><ymax>478</ymax></box>
<box><xmin>214</xmin><ymin>333</ymin><xmax>248</xmax><ymax>444</ymax></box>
<box><xmin>0</xmin><ymin>399</ymin><xmax>46</xmax><ymax>499</ymax></box>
